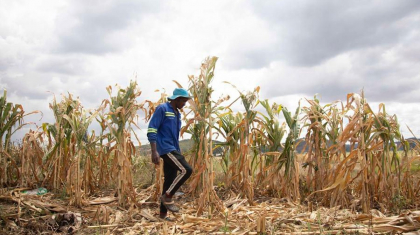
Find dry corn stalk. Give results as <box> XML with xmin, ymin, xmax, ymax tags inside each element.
<box><xmin>20</xmin><ymin>130</ymin><xmax>44</xmax><ymax>187</ymax></box>
<box><xmin>304</xmin><ymin>91</ymin><xmax>417</xmax><ymax>213</ymax></box>
<box><xmin>0</xmin><ymin>89</ymin><xmax>38</xmax><ymax>186</ymax></box>
<box><xmin>184</xmin><ymin>56</ymin><xmax>225</xmax><ymax>215</ymax></box>
<box><xmin>102</xmin><ymin>80</ymin><xmax>143</xmax><ymax>207</ymax></box>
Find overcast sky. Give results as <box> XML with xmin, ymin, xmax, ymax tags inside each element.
<box><xmin>1</xmin><ymin>0</ymin><xmax>420</xmax><ymax>143</ymax></box>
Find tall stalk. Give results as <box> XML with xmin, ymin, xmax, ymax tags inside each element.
<box><xmin>237</xmin><ymin>89</ymin><xmax>259</xmax><ymax>203</ymax></box>
<box><xmin>216</xmin><ymin>112</ymin><xmax>241</xmax><ymax>188</ymax></box>
<box><xmin>185</xmin><ymin>56</ymin><xmax>225</xmax><ymax>215</ymax></box>
<box><xmin>0</xmin><ymin>90</ymin><xmax>37</xmax><ymax>186</ymax></box>
<box><xmin>256</xmin><ymin>99</ymin><xmax>286</xmax><ymax>195</ymax></box>
<box><xmin>102</xmin><ymin>80</ymin><xmax>143</xmax><ymax>207</ymax></box>
<box><xmin>21</xmin><ymin>130</ymin><xmax>45</xmax><ymax>187</ymax></box>
<box><xmin>301</xmin><ymin>97</ymin><xmax>345</xmax><ymax>203</ymax></box>
<box><xmin>94</xmin><ymin>113</ymin><xmax>112</xmax><ymax>188</ymax></box>
<box><xmin>62</xmin><ymin>105</ymin><xmax>98</xmax><ymax>206</ymax></box>
<box><xmin>277</xmin><ymin>104</ymin><xmax>301</xmax><ymax>201</ymax></box>
<box><xmin>302</xmin><ymin>97</ymin><xmax>329</xmax><ymax>192</ymax></box>
<box><xmin>42</xmin><ymin>94</ymin><xmax>77</xmax><ymax>193</ymax></box>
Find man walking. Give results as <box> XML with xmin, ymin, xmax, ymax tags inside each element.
<box><xmin>147</xmin><ymin>88</ymin><xmax>193</xmax><ymax>220</ymax></box>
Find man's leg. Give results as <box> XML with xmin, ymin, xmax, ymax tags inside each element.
<box><xmin>161</xmin><ymin>151</ymin><xmax>192</xmax><ymax>196</ymax></box>
<box><xmin>160</xmin><ymin>159</ymin><xmax>177</xmax><ymax>216</ymax></box>
<box><xmin>160</xmin><ymin>151</ymin><xmax>192</xmax><ymax>212</ymax></box>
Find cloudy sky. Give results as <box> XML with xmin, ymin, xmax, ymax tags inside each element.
<box><xmin>1</xmin><ymin>0</ymin><xmax>420</xmax><ymax>143</ymax></box>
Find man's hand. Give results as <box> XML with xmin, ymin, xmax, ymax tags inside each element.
<box><xmin>150</xmin><ymin>142</ymin><xmax>160</xmax><ymax>165</ymax></box>
<box><xmin>151</xmin><ymin>150</ymin><xmax>160</xmax><ymax>165</ymax></box>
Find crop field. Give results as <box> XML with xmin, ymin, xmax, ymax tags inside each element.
<box><xmin>1</xmin><ymin>57</ymin><xmax>420</xmax><ymax>234</ymax></box>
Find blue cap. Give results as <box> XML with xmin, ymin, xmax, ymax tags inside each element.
<box><xmin>168</xmin><ymin>88</ymin><xmax>192</xmax><ymax>100</ymax></box>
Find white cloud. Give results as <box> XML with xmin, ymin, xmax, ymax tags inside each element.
<box><xmin>1</xmin><ymin>0</ymin><xmax>420</xmax><ymax>143</ymax></box>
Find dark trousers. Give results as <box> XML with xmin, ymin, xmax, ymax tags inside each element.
<box><xmin>160</xmin><ymin>150</ymin><xmax>192</xmax><ymax>214</ymax></box>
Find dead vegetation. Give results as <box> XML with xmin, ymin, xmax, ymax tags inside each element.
<box><xmin>1</xmin><ymin>186</ymin><xmax>420</xmax><ymax>234</ymax></box>
<box><xmin>1</xmin><ymin>57</ymin><xmax>420</xmax><ymax>234</ymax></box>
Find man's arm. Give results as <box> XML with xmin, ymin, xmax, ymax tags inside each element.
<box><xmin>147</xmin><ymin>105</ymin><xmax>164</xmax><ymax>165</ymax></box>
<box><xmin>150</xmin><ymin>142</ymin><xmax>160</xmax><ymax>165</ymax></box>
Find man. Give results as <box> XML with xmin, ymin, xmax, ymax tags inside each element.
<box><xmin>147</xmin><ymin>88</ymin><xmax>193</xmax><ymax>221</ymax></box>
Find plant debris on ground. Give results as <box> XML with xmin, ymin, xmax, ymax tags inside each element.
<box><xmin>1</xmin><ymin>186</ymin><xmax>420</xmax><ymax>234</ymax></box>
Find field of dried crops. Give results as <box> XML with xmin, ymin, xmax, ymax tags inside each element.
<box><xmin>1</xmin><ymin>56</ymin><xmax>420</xmax><ymax>234</ymax></box>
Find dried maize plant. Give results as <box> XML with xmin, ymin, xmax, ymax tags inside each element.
<box><xmin>307</xmin><ymin>93</ymin><xmax>372</xmax><ymax>209</ymax></box>
<box><xmin>213</xmin><ymin>83</ymin><xmax>259</xmax><ymax>202</ymax></box>
<box><xmin>405</xmin><ymin>127</ymin><xmax>420</xmax><ymax>201</ymax></box>
<box><xmin>20</xmin><ymin>130</ymin><xmax>45</xmax><ymax>187</ymax></box>
<box><xmin>256</xmin><ymin>102</ymin><xmax>300</xmax><ymax>201</ymax></box>
<box><xmin>6</xmin><ymin>143</ymin><xmax>22</xmax><ymax>186</ymax></box>
<box><xmin>254</xmin><ymin>99</ymin><xmax>286</xmax><ymax>195</ymax></box>
<box><xmin>0</xmin><ymin>90</ymin><xmax>37</xmax><ymax>186</ymax></box>
<box><xmin>42</xmin><ymin>94</ymin><xmax>79</xmax><ymax>193</ymax></box>
<box><xmin>301</xmin><ymin>97</ymin><xmax>345</xmax><ymax>201</ymax></box>
<box><xmin>94</xmin><ymin>113</ymin><xmax>113</xmax><ymax>188</ymax></box>
<box><xmin>185</xmin><ymin>56</ymin><xmax>225</xmax><ymax>215</ymax></box>
<box><xmin>345</xmin><ymin>93</ymin><xmax>407</xmax><ymax>212</ymax></box>
<box><xmin>236</xmin><ymin>88</ymin><xmax>259</xmax><ymax>203</ymax></box>
<box><xmin>276</xmin><ymin>104</ymin><xmax>301</xmax><ymax>201</ymax></box>
<box><xmin>62</xmin><ymin>105</ymin><xmax>98</xmax><ymax>206</ymax></box>
<box><xmin>370</xmin><ymin>103</ymin><xmax>413</xmax><ymax>212</ymax></box>
<box><xmin>306</xmin><ymin>92</ymin><xmax>414</xmax><ymax>212</ymax></box>
<box><xmin>301</xmin><ymin>97</ymin><xmax>329</xmax><ymax>193</ymax></box>
<box><xmin>350</xmin><ymin>92</ymin><xmax>376</xmax><ymax>212</ymax></box>
<box><xmin>308</xmin><ymin>93</ymin><xmax>373</xmax><ymax>209</ymax></box>
<box><xmin>102</xmin><ymin>80</ymin><xmax>143</xmax><ymax>207</ymax></box>
<box><xmin>81</xmin><ymin>130</ymin><xmax>98</xmax><ymax>195</ymax></box>
<box><xmin>216</xmin><ymin>111</ymin><xmax>242</xmax><ymax>188</ymax></box>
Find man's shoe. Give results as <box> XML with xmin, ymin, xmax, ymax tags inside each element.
<box><xmin>161</xmin><ymin>194</ymin><xmax>180</xmax><ymax>212</ymax></box>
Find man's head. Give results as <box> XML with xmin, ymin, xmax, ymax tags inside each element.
<box><xmin>168</xmin><ymin>88</ymin><xmax>191</xmax><ymax>109</ymax></box>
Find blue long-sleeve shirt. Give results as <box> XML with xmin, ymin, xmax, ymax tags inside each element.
<box><xmin>147</xmin><ymin>102</ymin><xmax>181</xmax><ymax>155</ymax></box>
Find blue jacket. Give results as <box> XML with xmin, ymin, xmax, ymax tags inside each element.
<box><xmin>147</xmin><ymin>102</ymin><xmax>181</xmax><ymax>155</ymax></box>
